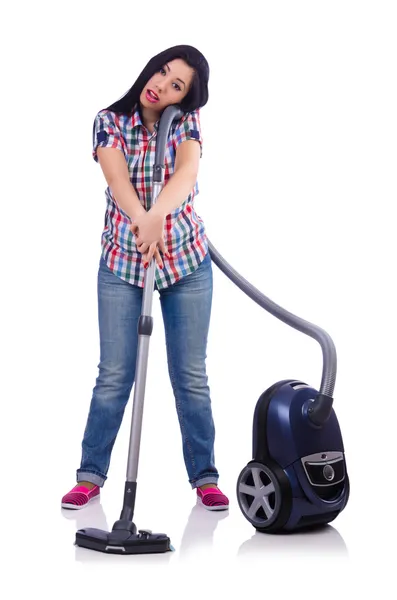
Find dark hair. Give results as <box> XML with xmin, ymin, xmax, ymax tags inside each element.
<box><xmin>105</xmin><ymin>45</ymin><xmax>210</xmax><ymax>116</ymax></box>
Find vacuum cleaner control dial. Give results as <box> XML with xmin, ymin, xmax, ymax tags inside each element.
<box><xmin>323</xmin><ymin>464</ymin><xmax>335</xmax><ymax>481</ymax></box>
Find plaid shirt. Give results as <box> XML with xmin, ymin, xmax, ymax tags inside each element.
<box><xmin>92</xmin><ymin>105</ymin><xmax>208</xmax><ymax>289</ymax></box>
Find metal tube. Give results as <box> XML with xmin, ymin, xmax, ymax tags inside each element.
<box><xmin>124</xmin><ymin>108</ymin><xmax>183</xmax><ymax>487</ymax></box>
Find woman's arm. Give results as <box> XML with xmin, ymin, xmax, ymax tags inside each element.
<box><xmin>131</xmin><ymin>138</ymin><xmax>201</xmax><ymax>259</ymax></box>
<box><xmin>96</xmin><ymin>146</ymin><xmax>145</xmax><ymax>221</ymax></box>
<box><xmin>149</xmin><ymin>139</ymin><xmax>201</xmax><ymax>218</ymax></box>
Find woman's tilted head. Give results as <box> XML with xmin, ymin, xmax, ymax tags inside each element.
<box><xmin>106</xmin><ymin>45</ymin><xmax>210</xmax><ymax>115</ymax></box>
<box><xmin>139</xmin><ymin>58</ymin><xmax>195</xmax><ymax>114</ymax></box>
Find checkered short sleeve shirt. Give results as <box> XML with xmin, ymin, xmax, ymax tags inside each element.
<box><xmin>92</xmin><ymin>105</ymin><xmax>208</xmax><ymax>289</ymax></box>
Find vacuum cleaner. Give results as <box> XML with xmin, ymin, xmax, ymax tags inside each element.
<box><xmin>207</xmin><ymin>248</ymin><xmax>350</xmax><ymax>533</ymax></box>
<box><xmin>75</xmin><ymin>104</ymin><xmax>349</xmax><ymax>554</ymax></box>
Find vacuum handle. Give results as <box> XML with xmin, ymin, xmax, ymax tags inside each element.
<box><xmin>155</xmin><ymin>105</ymin><xmax>184</xmax><ymax>168</ymax></box>
<box><xmin>140</xmin><ymin>105</ymin><xmax>184</xmax><ymax>314</ymax></box>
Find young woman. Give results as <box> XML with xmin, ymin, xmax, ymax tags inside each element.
<box><xmin>61</xmin><ymin>45</ymin><xmax>229</xmax><ymax>512</ymax></box>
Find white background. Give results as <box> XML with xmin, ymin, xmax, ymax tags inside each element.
<box><xmin>1</xmin><ymin>0</ymin><xmax>396</xmax><ymax>597</ymax></box>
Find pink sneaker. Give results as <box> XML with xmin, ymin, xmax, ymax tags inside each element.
<box><xmin>61</xmin><ymin>484</ymin><xmax>100</xmax><ymax>510</ymax></box>
<box><xmin>197</xmin><ymin>487</ymin><xmax>229</xmax><ymax>511</ymax></box>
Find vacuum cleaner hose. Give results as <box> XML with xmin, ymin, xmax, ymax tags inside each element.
<box><xmin>157</xmin><ymin>105</ymin><xmax>336</xmax><ymax>426</ymax></box>
<box><xmin>207</xmin><ymin>239</ymin><xmax>337</xmax><ymax>402</ymax></box>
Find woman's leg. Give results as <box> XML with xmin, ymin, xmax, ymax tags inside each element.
<box><xmin>76</xmin><ymin>257</ymin><xmax>143</xmax><ymax>487</ymax></box>
<box><xmin>159</xmin><ymin>252</ymin><xmax>219</xmax><ymax>489</ymax></box>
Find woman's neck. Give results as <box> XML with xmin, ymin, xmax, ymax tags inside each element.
<box><xmin>140</xmin><ymin>105</ymin><xmax>159</xmax><ymax>134</ymax></box>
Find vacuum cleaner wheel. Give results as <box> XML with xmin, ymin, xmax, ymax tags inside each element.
<box><xmin>237</xmin><ymin>461</ymin><xmax>285</xmax><ymax>530</ymax></box>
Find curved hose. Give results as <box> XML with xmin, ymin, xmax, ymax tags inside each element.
<box><xmin>157</xmin><ymin>106</ymin><xmax>336</xmax><ymax>425</ymax></box>
<box><xmin>207</xmin><ymin>239</ymin><xmax>337</xmax><ymax>400</ymax></box>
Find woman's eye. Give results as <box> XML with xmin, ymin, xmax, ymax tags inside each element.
<box><xmin>160</xmin><ymin>67</ymin><xmax>166</xmax><ymax>75</ymax></box>
<box><xmin>173</xmin><ymin>83</ymin><xmax>181</xmax><ymax>91</ymax></box>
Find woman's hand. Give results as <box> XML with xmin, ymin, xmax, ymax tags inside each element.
<box><xmin>140</xmin><ymin>241</ymin><xmax>164</xmax><ymax>269</ymax></box>
<box><xmin>130</xmin><ymin>210</ymin><xmax>168</xmax><ymax>255</ymax></box>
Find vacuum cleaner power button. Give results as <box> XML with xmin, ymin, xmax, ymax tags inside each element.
<box><xmin>323</xmin><ymin>465</ymin><xmax>335</xmax><ymax>481</ymax></box>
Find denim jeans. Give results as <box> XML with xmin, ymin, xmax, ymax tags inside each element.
<box><xmin>76</xmin><ymin>251</ymin><xmax>218</xmax><ymax>489</ymax></box>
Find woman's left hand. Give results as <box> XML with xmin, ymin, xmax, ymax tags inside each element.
<box><xmin>131</xmin><ymin>211</ymin><xmax>168</xmax><ymax>256</ymax></box>
<box><xmin>141</xmin><ymin>242</ymin><xmax>164</xmax><ymax>269</ymax></box>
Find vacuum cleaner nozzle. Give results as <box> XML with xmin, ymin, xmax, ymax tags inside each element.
<box><xmin>75</xmin><ymin>521</ymin><xmax>172</xmax><ymax>555</ymax></box>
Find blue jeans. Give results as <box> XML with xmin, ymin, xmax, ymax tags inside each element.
<box><xmin>76</xmin><ymin>251</ymin><xmax>218</xmax><ymax>489</ymax></box>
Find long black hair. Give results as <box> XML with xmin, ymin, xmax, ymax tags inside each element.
<box><xmin>105</xmin><ymin>45</ymin><xmax>210</xmax><ymax>116</ymax></box>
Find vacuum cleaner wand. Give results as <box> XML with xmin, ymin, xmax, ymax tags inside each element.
<box><xmin>74</xmin><ymin>105</ymin><xmax>184</xmax><ymax>554</ymax></box>
<box><xmin>206</xmin><ymin>241</ymin><xmax>336</xmax><ymax>426</ymax></box>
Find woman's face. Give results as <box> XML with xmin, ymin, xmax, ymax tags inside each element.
<box><xmin>140</xmin><ymin>58</ymin><xmax>195</xmax><ymax>112</ymax></box>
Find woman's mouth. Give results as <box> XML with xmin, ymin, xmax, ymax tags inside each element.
<box><xmin>146</xmin><ymin>89</ymin><xmax>159</xmax><ymax>103</ymax></box>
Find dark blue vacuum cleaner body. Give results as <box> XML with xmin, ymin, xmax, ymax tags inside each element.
<box><xmin>244</xmin><ymin>380</ymin><xmax>349</xmax><ymax>532</ymax></box>
<box><xmin>208</xmin><ymin>242</ymin><xmax>349</xmax><ymax>533</ymax></box>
